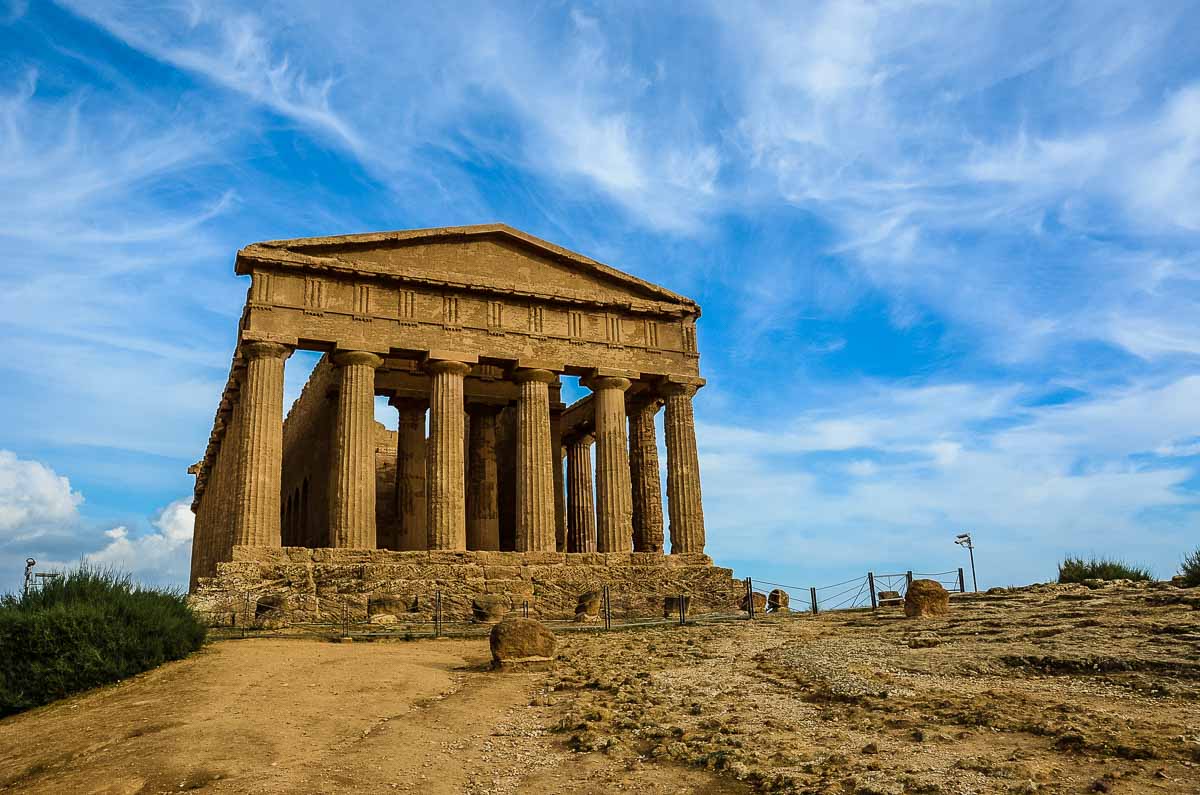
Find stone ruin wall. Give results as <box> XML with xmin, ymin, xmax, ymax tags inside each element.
<box><xmin>191</xmin><ymin>548</ymin><xmax>744</xmax><ymax>626</ymax></box>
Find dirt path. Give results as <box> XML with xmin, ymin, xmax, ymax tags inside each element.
<box><xmin>0</xmin><ymin>637</ymin><xmax>737</xmax><ymax>794</ymax></box>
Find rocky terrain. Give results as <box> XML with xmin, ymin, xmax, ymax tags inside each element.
<box><xmin>0</xmin><ymin>581</ymin><xmax>1196</xmax><ymax>793</ymax></box>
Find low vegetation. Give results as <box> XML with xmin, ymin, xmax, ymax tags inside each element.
<box><xmin>1181</xmin><ymin>547</ymin><xmax>1200</xmax><ymax>587</ymax></box>
<box><xmin>1057</xmin><ymin>555</ymin><xmax>1152</xmax><ymax>584</ymax></box>
<box><xmin>0</xmin><ymin>565</ymin><xmax>205</xmax><ymax>716</ymax></box>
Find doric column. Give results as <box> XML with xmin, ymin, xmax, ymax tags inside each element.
<box><xmin>663</xmin><ymin>383</ymin><xmax>706</xmax><ymax>553</ymax></box>
<box><xmin>550</xmin><ymin>403</ymin><xmax>567</xmax><ymax>552</ymax></box>
<box><xmin>628</xmin><ymin>396</ymin><xmax>665</xmax><ymax>553</ymax></box>
<box><xmin>427</xmin><ymin>359</ymin><xmax>470</xmax><ymax>550</ymax></box>
<box><xmin>232</xmin><ymin>342</ymin><xmax>291</xmax><ymax>548</ymax></box>
<box><xmin>329</xmin><ymin>350</ymin><xmax>383</xmax><ymax>548</ymax></box>
<box><xmin>466</xmin><ymin>403</ymin><xmax>501</xmax><ymax>550</ymax></box>
<box><xmin>588</xmin><ymin>375</ymin><xmax>634</xmax><ymax>552</ymax></box>
<box><xmin>566</xmin><ymin>434</ymin><xmax>596</xmax><ymax>552</ymax></box>
<box><xmin>390</xmin><ymin>396</ymin><xmax>427</xmax><ymax>550</ymax></box>
<box><xmin>514</xmin><ymin>368</ymin><xmax>557</xmax><ymax>551</ymax></box>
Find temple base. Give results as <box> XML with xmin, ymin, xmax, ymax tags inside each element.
<box><xmin>189</xmin><ymin>546</ymin><xmax>743</xmax><ymax>625</ymax></box>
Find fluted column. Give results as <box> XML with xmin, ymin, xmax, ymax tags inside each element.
<box><xmin>466</xmin><ymin>403</ymin><xmax>501</xmax><ymax>550</ymax></box>
<box><xmin>330</xmin><ymin>351</ymin><xmax>383</xmax><ymax>548</ymax></box>
<box><xmin>566</xmin><ymin>434</ymin><xmax>597</xmax><ymax>552</ymax></box>
<box><xmin>550</xmin><ymin>404</ymin><xmax>567</xmax><ymax>552</ymax></box>
<box><xmin>514</xmin><ymin>368</ymin><xmax>557</xmax><ymax>551</ymax></box>
<box><xmin>628</xmin><ymin>397</ymin><xmax>665</xmax><ymax>553</ymax></box>
<box><xmin>588</xmin><ymin>376</ymin><xmax>634</xmax><ymax>552</ymax></box>
<box><xmin>390</xmin><ymin>396</ymin><xmax>427</xmax><ymax>550</ymax></box>
<box><xmin>427</xmin><ymin>360</ymin><xmax>470</xmax><ymax>550</ymax></box>
<box><xmin>663</xmin><ymin>383</ymin><xmax>706</xmax><ymax>553</ymax></box>
<box><xmin>232</xmin><ymin>342</ymin><xmax>292</xmax><ymax>548</ymax></box>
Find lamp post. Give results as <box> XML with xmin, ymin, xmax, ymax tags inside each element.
<box><xmin>24</xmin><ymin>558</ymin><xmax>36</xmax><ymax>596</ymax></box>
<box><xmin>955</xmin><ymin>533</ymin><xmax>977</xmax><ymax>592</ymax></box>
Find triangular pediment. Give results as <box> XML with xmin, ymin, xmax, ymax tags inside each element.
<box><xmin>237</xmin><ymin>224</ymin><xmax>696</xmax><ymax>311</ymax></box>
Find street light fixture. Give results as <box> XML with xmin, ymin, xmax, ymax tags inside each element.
<box><xmin>24</xmin><ymin>558</ymin><xmax>36</xmax><ymax>596</ymax></box>
<box><xmin>954</xmin><ymin>533</ymin><xmax>977</xmax><ymax>592</ymax></box>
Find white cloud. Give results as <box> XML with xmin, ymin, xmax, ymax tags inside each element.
<box><xmin>86</xmin><ymin>498</ymin><xmax>194</xmax><ymax>584</ymax></box>
<box><xmin>701</xmin><ymin>376</ymin><xmax>1200</xmax><ymax>584</ymax></box>
<box><xmin>0</xmin><ymin>450</ymin><xmax>83</xmax><ymax>539</ymax></box>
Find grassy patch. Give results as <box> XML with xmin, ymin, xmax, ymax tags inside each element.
<box><xmin>1180</xmin><ymin>548</ymin><xmax>1200</xmax><ymax>587</ymax></box>
<box><xmin>0</xmin><ymin>565</ymin><xmax>205</xmax><ymax>716</ymax></box>
<box><xmin>1057</xmin><ymin>556</ymin><xmax>1152</xmax><ymax>584</ymax></box>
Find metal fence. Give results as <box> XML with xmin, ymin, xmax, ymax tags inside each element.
<box><xmin>744</xmin><ymin>566</ymin><xmax>968</xmax><ymax>617</ymax></box>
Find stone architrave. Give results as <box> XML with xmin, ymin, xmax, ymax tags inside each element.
<box><xmin>232</xmin><ymin>341</ymin><xmax>292</xmax><ymax>548</ymax></box>
<box><xmin>588</xmin><ymin>375</ymin><xmax>634</xmax><ymax>552</ymax></box>
<box><xmin>662</xmin><ymin>382</ymin><xmax>705</xmax><ymax>554</ymax></box>
<box><xmin>628</xmin><ymin>397</ymin><xmax>664</xmax><ymax>553</ymax></box>
<box><xmin>466</xmin><ymin>403</ymin><xmax>502</xmax><ymax>550</ymax></box>
<box><xmin>427</xmin><ymin>359</ymin><xmax>471</xmax><ymax>550</ymax></box>
<box><xmin>514</xmin><ymin>368</ymin><xmax>557</xmax><ymax>552</ymax></box>
<box><xmin>330</xmin><ymin>351</ymin><xmax>383</xmax><ymax>548</ymax></box>
<box><xmin>565</xmin><ymin>434</ymin><xmax>597</xmax><ymax>552</ymax></box>
<box><xmin>390</xmin><ymin>396</ymin><xmax>427</xmax><ymax>550</ymax></box>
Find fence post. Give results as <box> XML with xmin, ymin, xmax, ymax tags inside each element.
<box><xmin>867</xmin><ymin>572</ymin><xmax>878</xmax><ymax>610</ymax></box>
<box><xmin>678</xmin><ymin>593</ymin><xmax>685</xmax><ymax>626</ymax></box>
<box><xmin>810</xmin><ymin>587</ymin><xmax>819</xmax><ymax>615</ymax></box>
<box><xmin>746</xmin><ymin>577</ymin><xmax>755</xmax><ymax>620</ymax></box>
<box><xmin>958</xmin><ymin>567</ymin><xmax>966</xmax><ymax>593</ymax></box>
<box><xmin>242</xmin><ymin>592</ymin><xmax>250</xmax><ymax>638</ymax></box>
<box><xmin>341</xmin><ymin>598</ymin><xmax>348</xmax><ymax>639</ymax></box>
<box><xmin>906</xmin><ymin>570</ymin><xmax>913</xmax><ymax>589</ymax></box>
<box><xmin>603</xmin><ymin>585</ymin><xmax>612</xmax><ymax>630</ymax></box>
<box><xmin>434</xmin><ymin>590</ymin><xmax>442</xmax><ymax>638</ymax></box>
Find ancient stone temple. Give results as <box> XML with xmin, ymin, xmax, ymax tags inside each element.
<box><xmin>188</xmin><ymin>224</ymin><xmax>741</xmax><ymax>622</ymax></box>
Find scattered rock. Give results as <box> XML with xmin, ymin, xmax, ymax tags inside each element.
<box><xmin>662</xmin><ymin>595</ymin><xmax>690</xmax><ymax>619</ymax></box>
<box><xmin>368</xmin><ymin>613</ymin><xmax>398</xmax><ymax>625</ymax></box>
<box><xmin>987</xmin><ymin>586</ymin><xmax>1008</xmax><ymax>595</ymax></box>
<box><xmin>862</xmin><ymin>742</ymin><xmax>880</xmax><ymax>754</ymax></box>
<box><xmin>905</xmin><ymin>579</ymin><xmax>950</xmax><ymax>618</ymax></box>
<box><xmin>908</xmin><ymin>633</ymin><xmax>941</xmax><ymax>648</ymax></box>
<box><xmin>490</xmin><ymin>617</ymin><xmax>556</xmax><ymax>670</ymax></box>
<box><xmin>367</xmin><ymin>594</ymin><xmax>414</xmax><ymax>616</ymax></box>
<box><xmin>472</xmin><ymin>595</ymin><xmax>511</xmax><ymax>624</ymax></box>
<box><xmin>878</xmin><ymin>590</ymin><xmax>902</xmax><ymax>603</ymax></box>
<box><xmin>740</xmin><ymin>591</ymin><xmax>767</xmax><ymax>613</ymax></box>
<box><xmin>767</xmin><ymin>589</ymin><xmax>790</xmax><ymax>612</ymax></box>
<box><xmin>575</xmin><ymin>590</ymin><xmax>602</xmax><ymax>622</ymax></box>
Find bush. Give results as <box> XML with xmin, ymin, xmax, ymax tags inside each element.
<box><xmin>1057</xmin><ymin>556</ymin><xmax>1152</xmax><ymax>584</ymax></box>
<box><xmin>1181</xmin><ymin>548</ymin><xmax>1200</xmax><ymax>587</ymax></box>
<box><xmin>0</xmin><ymin>565</ymin><xmax>206</xmax><ymax>716</ymax></box>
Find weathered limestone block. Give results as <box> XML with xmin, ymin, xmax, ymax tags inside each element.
<box><xmin>473</xmin><ymin>594</ymin><xmax>512</xmax><ymax>623</ymax></box>
<box><xmin>575</xmin><ymin>591</ymin><xmax>602</xmax><ymax>622</ymax></box>
<box><xmin>767</xmin><ymin>589</ymin><xmax>790</xmax><ymax>612</ymax></box>
<box><xmin>741</xmin><ymin>591</ymin><xmax>767</xmax><ymax>613</ymax></box>
<box><xmin>490</xmin><ymin>618</ymin><xmax>556</xmax><ymax>669</ymax></box>
<box><xmin>878</xmin><ymin>590</ymin><xmax>902</xmax><ymax>603</ymax></box>
<box><xmin>905</xmin><ymin>580</ymin><xmax>950</xmax><ymax>618</ymax></box>
<box><xmin>662</xmin><ymin>595</ymin><xmax>690</xmax><ymax>618</ymax></box>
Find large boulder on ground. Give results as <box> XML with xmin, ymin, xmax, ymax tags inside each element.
<box><xmin>878</xmin><ymin>590</ymin><xmax>901</xmax><ymax>603</ymax></box>
<box><xmin>662</xmin><ymin>595</ymin><xmax>691</xmax><ymax>619</ymax></box>
<box><xmin>472</xmin><ymin>595</ymin><xmax>511</xmax><ymax>623</ymax></box>
<box><xmin>740</xmin><ymin>591</ymin><xmax>767</xmax><ymax>613</ymax></box>
<box><xmin>575</xmin><ymin>590</ymin><xmax>602</xmax><ymax>622</ymax></box>
<box><xmin>490</xmin><ymin>618</ymin><xmax>557</xmax><ymax>669</ymax></box>
<box><xmin>767</xmin><ymin>589</ymin><xmax>790</xmax><ymax>612</ymax></box>
<box><xmin>905</xmin><ymin>579</ymin><xmax>950</xmax><ymax>618</ymax></box>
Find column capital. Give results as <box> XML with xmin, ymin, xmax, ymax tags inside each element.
<box><xmin>660</xmin><ymin>381</ymin><xmax>702</xmax><ymax>399</ymax></box>
<box><xmin>585</xmin><ymin>375</ymin><xmax>632</xmax><ymax>392</ymax></box>
<box><xmin>513</xmin><ymin>367</ymin><xmax>558</xmax><ymax>385</ymax></box>
<box><xmin>332</xmin><ymin>350</ymin><xmax>384</xmax><ymax>369</ymax></box>
<box><xmin>427</xmin><ymin>359</ymin><xmax>472</xmax><ymax>377</ymax></box>
<box><xmin>388</xmin><ymin>394</ymin><xmax>428</xmax><ymax>411</ymax></box>
<box><xmin>242</xmin><ymin>341</ymin><xmax>293</xmax><ymax>361</ymax></box>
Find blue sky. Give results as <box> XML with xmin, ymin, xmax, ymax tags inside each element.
<box><xmin>2</xmin><ymin>0</ymin><xmax>1199</xmax><ymax>594</ymax></box>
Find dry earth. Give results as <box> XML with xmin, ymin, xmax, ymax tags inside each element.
<box><xmin>1</xmin><ymin>582</ymin><xmax>1197</xmax><ymax>794</ymax></box>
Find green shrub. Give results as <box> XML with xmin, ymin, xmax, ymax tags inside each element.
<box><xmin>1181</xmin><ymin>548</ymin><xmax>1200</xmax><ymax>587</ymax></box>
<box><xmin>1057</xmin><ymin>556</ymin><xmax>1152</xmax><ymax>584</ymax></box>
<box><xmin>0</xmin><ymin>565</ymin><xmax>205</xmax><ymax>716</ymax></box>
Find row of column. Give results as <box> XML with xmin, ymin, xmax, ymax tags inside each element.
<box><xmin>563</xmin><ymin>381</ymin><xmax>704</xmax><ymax>554</ymax></box>
<box><xmin>221</xmin><ymin>345</ymin><xmax>704</xmax><ymax>556</ymax></box>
